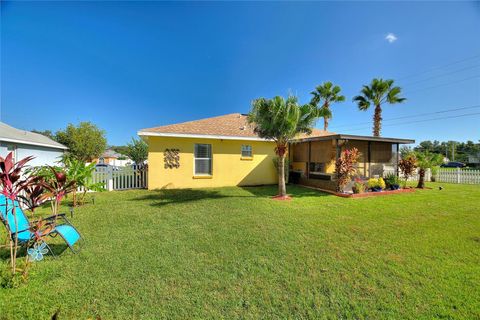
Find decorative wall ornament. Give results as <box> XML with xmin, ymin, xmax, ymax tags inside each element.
<box><xmin>164</xmin><ymin>149</ymin><xmax>180</xmax><ymax>169</ymax></box>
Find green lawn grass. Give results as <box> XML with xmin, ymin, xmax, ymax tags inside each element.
<box><xmin>1</xmin><ymin>183</ymin><xmax>479</xmax><ymax>319</ymax></box>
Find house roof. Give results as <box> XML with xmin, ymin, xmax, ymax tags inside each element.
<box><xmin>0</xmin><ymin>121</ymin><xmax>68</xmax><ymax>150</ymax></box>
<box><xmin>138</xmin><ymin>113</ymin><xmax>335</xmax><ymax>141</ymax></box>
<box><xmin>100</xmin><ymin>148</ymin><xmax>127</xmax><ymax>159</ymax></box>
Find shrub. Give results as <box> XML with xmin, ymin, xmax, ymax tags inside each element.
<box><xmin>399</xmin><ymin>154</ymin><xmax>417</xmax><ymax>187</ymax></box>
<box><xmin>384</xmin><ymin>173</ymin><xmax>400</xmax><ymax>189</ymax></box>
<box><xmin>352</xmin><ymin>181</ymin><xmax>366</xmax><ymax>194</ymax></box>
<box><xmin>335</xmin><ymin>148</ymin><xmax>360</xmax><ymax>192</ymax></box>
<box><xmin>367</xmin><ymin>178</ymin><xmax>385</xmax><ymax>190</ymax></box>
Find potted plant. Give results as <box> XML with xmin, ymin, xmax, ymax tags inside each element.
<box><xmin>368</xmin><ymin>178</ymin><xmax>385</xmax><ymax>192</ymax></box>
<box><xmin>384</xmin><ymin>173</ymin><xmax>400</xmax><ymax>190</ymax></box>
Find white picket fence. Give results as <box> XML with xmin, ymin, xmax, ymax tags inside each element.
<box><xmin>382</xmin><ymin>167</ymin><xmax>431</xmax><ymax>182</ymax></box>
<box><xmin>382</xmin><ymin>166</ymin><xmax>480</xmax><ymax>185</ymax></box>
<box><xmin>436</xmin><ymin>168</ymin><xmax>480</xmax><ymax>184</ymax></box>
<box><xmin>86</xmin><ymin>166</ymin><xmax>148</xmax><ymax>191</ymax></box>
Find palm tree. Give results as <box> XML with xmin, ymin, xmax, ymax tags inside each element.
<box><xmin>248</xmin><ymin>96</ymin><xmax>319</xmax><ymax>198</ymax></box>
<box><xmin>353</xmin><ymin>78</ymin><xmax>406</xmax><ymax>137</ymax></box>
<box><xmin>415</xmin><ymin>151</ymin><xmax>443</xmax><ymax>188</ymax></box>
<box><xmin>310</xmin><ymin>82</ymin><xmax>345</xmax><ymax>131</ymax></box>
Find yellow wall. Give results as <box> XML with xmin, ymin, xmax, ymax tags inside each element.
<box><xmin>147</xmin><ymin>136</ymin><xmax>278</xmax><ymax>189</ymax></box>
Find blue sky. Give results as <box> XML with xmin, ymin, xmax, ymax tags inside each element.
<box><xmin>1</xmin><ymin>1</ymin><xmax>480</xmax><ymax>146</ymax></box>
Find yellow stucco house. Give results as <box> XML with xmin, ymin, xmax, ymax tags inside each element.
<box><xmin>138</xmin><ymin>113</ymin><xmax>414</xmax><ymax>190</ymax></box>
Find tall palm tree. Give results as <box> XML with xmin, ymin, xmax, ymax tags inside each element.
<box><xmin>248</xmin><ymin>96</ymin><xmax>319</xmax><ymax>198</ymax></box>
<box><xmin>353</xmin><ymin>78</ymin><xmax>406</xmax><ymax>136</ymax></box>
<box><xmin>310</xmin><ymin>82</ymin><xmax>345</xmax><ymax>131</ymax></box>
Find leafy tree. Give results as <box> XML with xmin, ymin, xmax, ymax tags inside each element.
<box><xmin>125</xmin><ymin>138</ymin><xmax>148</xmax><ymax>164</ymax></box>
<box><xmin>55</xmin><ymin>122</ymin><xmax>107</xmax><ymax>162</ymax></box>
<box><xmin>353</xmin><ymin>78</ymin><xmax>406</xmax><ymax>136</ymax></box>
<box><xmin>399</xmin><ymin>145</ymin><xmax>413</xmax><ymax>159</ymax></box>
<box><xmin>248</xmin><ymin>95</ymin><xmax>319</xmax><ymax>198</ymax></box>
<box><xmin>415</xmin><ymin>151</ymin><xmax>443</xmax><ymax>188</ymax></box>
<box><xmin>31</xmin><ymin>129</ymin><xmax>56</xmax><ymax>140</ymax></box>
<box><xmin>310</xmin><ymin>82</ymin><xmax>345</xmax><ymax>131</ymax></box>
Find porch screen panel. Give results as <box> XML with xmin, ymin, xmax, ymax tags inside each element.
<box><xmin>292</xmin><ymin>143</ymin><xmax>308</xmax><ymax>162</ymax></box>
<box><xmin>371</xmin><ymin>142</ymin><xmax>392</xmax><ymax>163</ymax></box>
<box><xmin>345</xmin><ymin>140</ymin><xmax>368</xmax><ymax>177</ymax></box>
<box><xmin>310</xmin><ymin>141</ymin><xmax>334</xmax><ymax>163</ymax></box>
<box><xmin>194</xmin><ymin>144</ymin><xmax>212</xmax><ymax>175</ymax></box>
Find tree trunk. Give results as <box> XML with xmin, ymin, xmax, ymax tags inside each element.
<box><xmin>417</xmin><ymin>168</ymin><xmax>425</xmax><ymax>188</ymax></box>
<box><xmin>373</xmin><ymin>104</ymin><xmax>382</xmax><ymax>137</ymax></box>
<box><xmin>278</xmin><ymin>155</ymin><xmax>287</xmax><ymax>197</ymax></box>
<box><xmin>323</xmin><ymin>104</ymin><xmax>330</xmax><ymax>131</ymax></box>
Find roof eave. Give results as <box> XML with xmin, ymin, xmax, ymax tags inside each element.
<box><xmin>137</xmin><ymin>131</ymin><xmax>272</xmax><ymax>142</ymax></box>
<box><xmin>0</xmin><ymin>137</ymin><xmax>69</xmax><ymax>150</ymax></box>
<box><xmin>293</xmin><ymin>134</ymin><xmax>415</xmax><ymax>144</ymax></box>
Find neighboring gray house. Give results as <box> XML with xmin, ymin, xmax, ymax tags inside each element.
<box><xmin>0</xmin><ymin>121</ymin><xmax>67</xmax><ymax>166</ymax></box>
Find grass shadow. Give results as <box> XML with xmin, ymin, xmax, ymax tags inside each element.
<box><xmin>133</xmin><ymin>185</ymin><xmax>331</xmax><ymax>207</ymax></box>
<box><xmin>133</xmin><ymin>188</ymin><xmax>254</xmax><ymax>207</ymax></box>
<box><xmin>0</xmin><ymin>242</ymin><xmax>68</xmax><ymax>261</ymax></box>
<box><xmin>240</xmin><ymin>184</ymin><xmax>332</xmax><ymax>198</ymax></box>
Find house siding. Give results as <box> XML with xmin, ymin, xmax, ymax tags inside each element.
<box><xmin>147</xmin><ymin>136</ymin><xmax>277</xmax><ymax>189</ymax></box>
<box><xmin>1</xmin><ymin>142</ymin><xmax>64</xmax><ymax>166</ymax></box>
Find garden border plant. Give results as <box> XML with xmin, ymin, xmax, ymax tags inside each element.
<box><xmin>0</xmin><ymin>152</ymin><xmax>80</xmax><ymax>282</ymax></box>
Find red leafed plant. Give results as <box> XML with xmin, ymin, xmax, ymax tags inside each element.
<box><xmin>335</xmin><ymin>147</ymin><xmax>360</xmax><ymax>192</ymax></box>
<box><xmin>0</xmin><ymin>152</ymin><xmax>36</xmax><ymax>274</ymax></box>
<box><xmin>41</xmin><ymin>166</ymin><xmax>76</xmax><ymax>217</ymax></box>
<box><xmin>398</xmin><ymin>154</ymin><xmax>417</xmax><ymax>188</ymax></box>
<box><xmin>1</xmin><ymin>153</ymin><xmax>77</xmax><ymax>278</ymax></box>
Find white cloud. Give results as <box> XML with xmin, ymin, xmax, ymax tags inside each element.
<box><xmin>385</xmin><ymin>33</ymin><xmax>398</xmax><ymax>43</ymax></box>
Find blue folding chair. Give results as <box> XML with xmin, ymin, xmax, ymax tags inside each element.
<box><xmin>0</xmin><ymin>194</ymin><xmax>82</xmax><ymax>257</ymax></box>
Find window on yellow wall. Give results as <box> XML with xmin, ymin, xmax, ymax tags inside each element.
<box><xmin>194</xmin><ymin>144</ymin><xmax>212</xmax><ymax>175</ymax></box>
<box><xmin>241</xmin><ymin>145</ymin><xmax>252</xmax><ymax>158</ymax></box>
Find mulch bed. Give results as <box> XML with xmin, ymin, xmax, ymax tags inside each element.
<box><xmin>271</xmin><ymin>195</ymin><xmax>292</xmax><ymax>201</ymax></box>
<box><xmin>300</xmin><ymin>185</ymin><xmax>417</xmax><ymax>198</ymax></box>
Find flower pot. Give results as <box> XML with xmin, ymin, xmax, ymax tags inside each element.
<box><xmin>389</xmin><ymin>184</ymin><xmax>400</xmax><ymax>190</ymax></box>
<box><xmin>371</xmin><ymin>187</ymin><xmax>382</xmax><ymax>192</ymax></box>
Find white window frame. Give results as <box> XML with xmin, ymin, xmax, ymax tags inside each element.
<box><xmin>241</xmin><ymin>145</ymin><xmax>253</xmax><ymax>158</ymax></box>
<box><xmin>194</xmin><ymin>144</ymin><xmax>212</xmax><ymax>176</ymax></box>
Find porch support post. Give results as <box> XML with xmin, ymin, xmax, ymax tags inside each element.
<box><xmin>307</xmin><ymin>141</ymin><xmax>311</xmax><ymax>178</ymax></box>
<box><xmin>335</xmin><ymin>139</ymin><xmax>341</xmax><ymax>159</ymax></box>
<box><xmin>395</xmin><ymin>143</ymin><xmax>400</xmax><ymax>177</ymax></box>
<box><xmin>367</xmin><ymin>141</ymin><xmax>371</xmax><ymax>177</ymax></box>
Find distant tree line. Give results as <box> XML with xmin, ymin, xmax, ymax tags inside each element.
<box><xmin>400</xmin><ymin>140</ymin><xmax>480</xmax><ymax>163</ymax></box>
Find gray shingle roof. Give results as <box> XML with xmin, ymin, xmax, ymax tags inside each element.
<box><xmin>0</xmin><ymin>121</ymin><xmax>67</xmax><ymax>150</ymax></box>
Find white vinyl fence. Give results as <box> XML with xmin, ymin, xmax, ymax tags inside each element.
<box><xmin>88</xmin><ymin>166</ymin><xmax>148</xmax><ymax>191</ymax></box>
<box><xmin>382</xmin><ymin>167</ymin><xmax>431</xmax><ymax>182</ymax></box>
<box><xmin>436</xmin><ymin>168</ymin><xmax>480</xmax><ymax>184</ymax></box>
<box><xmin>382</xmin><ymin>166</ymin><xmax>480</xmax><ymax>185</ymax></box>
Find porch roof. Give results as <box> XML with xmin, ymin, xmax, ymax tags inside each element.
<box><xmin>292</xmin><ymin>133</ymin><xmax>415</xmax><ymax>144</ymax></box>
